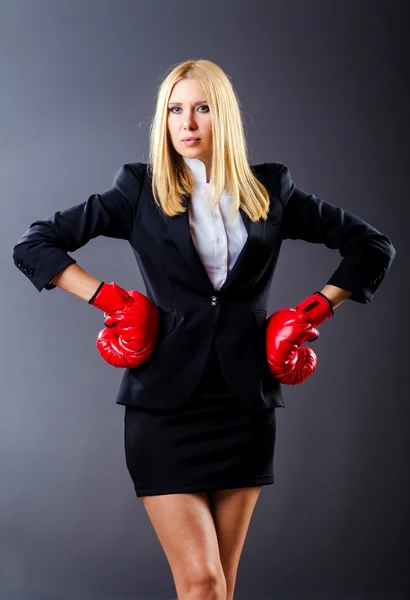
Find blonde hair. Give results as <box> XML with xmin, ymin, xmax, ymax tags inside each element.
<box><xmin>147</xmin><ymin>59</ymin><xmax>270</xmax><ymax>223</ymax></box>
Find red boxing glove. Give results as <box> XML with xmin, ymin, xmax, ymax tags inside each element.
<box><xmin>88</xmin><ymin>281</ymin><xmax>160</xmax><ymax>368</ymax></box>
<box><xmin>266</xmin><ymin>291</ymin><xmax>334</xmax><ymax>385</ymax></box>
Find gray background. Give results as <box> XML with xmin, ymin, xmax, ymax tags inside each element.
<box><xmin>1</xmin><ymin>0</ymin><xmax>408</xmax><ymax>599</ymax></box>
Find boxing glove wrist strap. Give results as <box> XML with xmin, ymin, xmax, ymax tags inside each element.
<box><xmin>88</xmin><ymin>281</ymin><xmax>105</xmax><ymax>305</ymax></box>
<box><xmin>295</xmin><ymin>291</ymin><xmax>335</xmax><ymax>326</ymax></box>
<box><xmin>88</xmin><ymin>281</ymin><xmax>131</xmax><ymax>313</ymax></box>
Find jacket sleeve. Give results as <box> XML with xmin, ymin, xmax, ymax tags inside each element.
<box><xmin>271</xmin><ymin>162</ymin><xmax>396</xmax><ymax>304</ymax></box>
<box><xmin>12</xmin><ymin>163</ymin><xmax>144</xmax><ymax>292</ymax></box>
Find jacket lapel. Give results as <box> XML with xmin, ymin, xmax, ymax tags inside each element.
<box><xmin>162</xmin><ymin>196</ymin><xmax>267</xmax><ymax>294</ymax></box>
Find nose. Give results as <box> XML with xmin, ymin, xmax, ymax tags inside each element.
<box><xmin>183</xmin><ymin>120</ymin><xmax>197</xmax><ymax>130</ymax></box>
<box><xmin>182</xmin><ymin>111</ymin><xmax>198</xmax><ymax>129</ymax></box>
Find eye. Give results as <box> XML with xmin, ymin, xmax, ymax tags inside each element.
<box><xmin>169</xmin><ymin>105</ymin><xmax>209</xmax><ymax>114</ymax></box>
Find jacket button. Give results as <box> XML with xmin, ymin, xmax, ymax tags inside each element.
<box><xmin>17</xmin><ymin>260</ymin><xmax>23</xmax><ymax>267</ymax></box>
<box><xmin>210</xmin><ymin>295</ymin><xmax>218</xmax><ymax>306</ymax></box>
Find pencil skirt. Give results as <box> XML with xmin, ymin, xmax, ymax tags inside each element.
<box><xmin>123</xmin><ymin>345</ymin><xmax>276</xmax><ymax>498</ymax></box>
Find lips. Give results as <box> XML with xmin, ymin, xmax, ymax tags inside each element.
<box><xmin>182</xmin><ymin>137</ymin><xmax>200</xmax><ymax>141</ymax></box>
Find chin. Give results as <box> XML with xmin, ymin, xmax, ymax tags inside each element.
<box><xmin>182</xmin><ymin>149</ymin><xmax>202</xmax><ymax>157</ymax></box>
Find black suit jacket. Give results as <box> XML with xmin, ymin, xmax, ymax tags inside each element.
<box><xmin>12</xmin><ymin>162</ymin><xmax>396</xmax><ymax>411</ymax></box>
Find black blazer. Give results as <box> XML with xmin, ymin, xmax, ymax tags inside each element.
<box><xmin>12</xmin><ymin>162</ymin><xmax>396</xmax><ymax>411</ymax></box>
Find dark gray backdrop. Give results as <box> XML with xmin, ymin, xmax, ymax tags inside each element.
<box><xmin>1</xmin><ymin>0</ymin><xmax>408</xmax><ymax>599</ymax></box>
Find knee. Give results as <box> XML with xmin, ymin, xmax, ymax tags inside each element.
<box><xmin>186</xmin><ymin>570</ymin><xmax>227</xmax><ymax>599</ymax></box>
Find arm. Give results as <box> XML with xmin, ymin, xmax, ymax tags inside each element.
<box><xmin>265</xmin><ymin>162</ymin><xmax>396</xmax><ymax>384</ymax></box>
<box><xmin>271</xmin><ymin>163</ymin><xmax>397</xmax><ymax>304</ymax></box>
<box><xmin>13</xmin><ymin>163</ymin><xmax>159</xmax><ymax>368</ymax></box>
<box><xmin>319</xmin><ymin>284</ymin><xmax>352</xmax><ymax>309</ymax></box>
<box><xmin>49</xmin><ymin>263</ymin><xmax>102</xmax><ymax>302</ymax></box>
<box><xmin>12</xmin><ymin>163</ymin><xmax>144</xmax><ymax>293</ymax></box>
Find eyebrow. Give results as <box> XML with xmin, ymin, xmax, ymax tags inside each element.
<box><xmin>168</xmin><ymin>100</ymin><xmax>208</xmax><ymax>106</ymax></box>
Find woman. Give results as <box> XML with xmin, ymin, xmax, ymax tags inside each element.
<box><xmin>12</xmin><ymin>59</ymin><xmax>396</xmax><ymax>600</ymax></box>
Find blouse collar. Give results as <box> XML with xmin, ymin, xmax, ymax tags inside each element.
<box><xmin>182</xmin><ymin>156</ymin><xmax>209</xmax><ymax>185</ymax></box>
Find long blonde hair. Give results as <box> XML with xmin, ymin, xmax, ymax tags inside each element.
<box><xmin>147</xmin><ymin>59</ymin><xmax>270</xmax><ymax>223</ymax></box>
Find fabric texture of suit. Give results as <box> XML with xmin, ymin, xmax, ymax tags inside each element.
<box><xmin>12</xmin><ymin>162</ymin><xmax>396</xmax><ymax>411</ymax></box>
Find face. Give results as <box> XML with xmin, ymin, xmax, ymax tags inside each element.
<box><xmin>167</xmin><ymin>78</ymin><xmax>213</xmax><ymax>168</ymax></box>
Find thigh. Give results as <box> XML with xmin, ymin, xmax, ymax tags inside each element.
<box><xmin>208</xmin><ymin>486</ymin><xmax>263</xmax><ymax>580</ymax></box>
<box><xmin>141</xmin><ymin>491</ymin><xmax>226</xmax><ymax>596</ymax></box>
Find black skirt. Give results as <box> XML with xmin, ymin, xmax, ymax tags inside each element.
<box><xmin>123</xmin><ymin>344</ymin><xmax>276</xmax><ymax>497</ymax></box>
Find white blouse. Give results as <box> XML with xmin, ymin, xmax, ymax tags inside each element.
<box><xmin>183</xmin><ymin>157</ymin><xmax>248</xmax><ymax>291</ymax></box>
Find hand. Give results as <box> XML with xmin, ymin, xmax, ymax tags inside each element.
<box><xmin>265</xmin><ymin>291</ymin><xmax>334</xmax><ymax>385</ymax></box>
<box><xmin>89</xmin><ymin>281</ymin><xmax>160</xmax><ymax>368</ymax></box>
